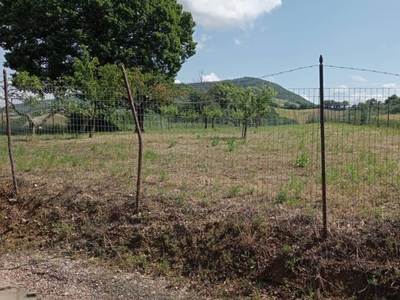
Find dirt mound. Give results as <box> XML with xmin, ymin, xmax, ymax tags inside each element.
<box><xmin>1</xmin><ymin>179</ymin><xmax>399</xmax><ymax>299</ymax></box>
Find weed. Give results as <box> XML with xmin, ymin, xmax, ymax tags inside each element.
<box><xmin>228</xmin><ymin>185</ymin><xmax>241</xmax><ymax>197</ymax></box>
<box><xmin>160</xmin><ymin>169</ymin><xmax>170</xmax><ymax>181</ymax></box>
<box><xmin>226</xmin><ymin>138</ymin><xmax>236</xmax><ymax>151</ymax></box>
<box><xmin>274</xmin><ymin>188</ymin><xmax>288</xmax><ymax>204</ymax></box>
<box><xmin>53</xmin><ymin>223</ymin><xmax>74</xmax><ymax>239</ymax></box>
<box><xmin>134</xmin><ymin>254</ymin><xmax>148</xmax><ymax>270</ymax></box>
<box><xmin>295</xmin><ymin>152</ymin><xmax>309</xmax><ymax>167</ymax></box>
<box><xmin>158</xmin><ymin>258</ymin><xmax>170</xmax><ymax>274</ymax></box>
<box><xmin>288</xmin><ymin>197</ymin><xmax>300</xmax><ymax>208</ymax></box>
<box><xmin>211</xmin><ymin>137</ymin><xmax>220</xmax><ymax>147</ymax></box>
<box><xmin>367</xmin><ymin>275</ymin><xmax>379</xmax><ymax>286</ymax></box>
<box><xmin>167</xmin><ymin>139</ymin><xmax>178</xmax><ymax>148</ymax></box>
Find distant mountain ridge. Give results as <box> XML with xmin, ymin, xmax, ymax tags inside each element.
<box><xmin>188</xmin><ymin>76</ymin><xmax>314</xmax><ymax>108</ymax></box>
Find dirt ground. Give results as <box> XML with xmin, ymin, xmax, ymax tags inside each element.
<box><xmin>0</xmin><ymin>253</ymin><xmax>199</xmax><ymax>300</ymax></box>
<box><xmin>1</xmin><ymin>174</ymin><xmax>400</xmax><ymax>299</ymax></box>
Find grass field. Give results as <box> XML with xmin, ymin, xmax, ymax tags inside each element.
<box><xmin>1</xmin><ymin>123</ymin><xmax>400</xmax><ymax>299</ymax></box>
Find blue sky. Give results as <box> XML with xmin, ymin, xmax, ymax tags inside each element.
<box><xmin>176</xmin><ymin>0</ymin><xmax>400</xmax><ymax>92</ymax></box>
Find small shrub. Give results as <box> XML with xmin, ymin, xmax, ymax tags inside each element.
<box><xmin>295</xmin><ymin>153</ymin><xmax>309</xmax><ymax>167</ymax></box>
<box><xmin>226</xmin><ymin>138</ymin><xmax>236</xmax><ymax>152</ymax></box>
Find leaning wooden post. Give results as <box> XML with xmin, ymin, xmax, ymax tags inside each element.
<box><xmin>319</xmin><ymin>56</ymin><xmax>327</xmax><ymax>239</ymax></box>
<box><xmin>121</xmin><ymin>66</ymin><xmax>143</xmax><ymax>214</ymax></box>
<box><xmin>3</xmin><ymin>69</ymin><xmax>18</xmax><ymax>195</ymax></box>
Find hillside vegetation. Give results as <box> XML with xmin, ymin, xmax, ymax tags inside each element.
<box><xmin>189</xmin><ymin>77</ymin><xmax>315</xmax><ymax>109</ymax></box>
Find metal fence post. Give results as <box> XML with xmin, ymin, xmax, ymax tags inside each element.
<box><xmin>319</xmin><ymin>56</ymin><xmax>328</xmax><ymax>239</ymax></box>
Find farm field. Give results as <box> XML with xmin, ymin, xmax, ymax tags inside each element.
<box><xmin>1</xmin><ymin>123</ymin><xmax>400</xmax><ymax>299</ymax></box>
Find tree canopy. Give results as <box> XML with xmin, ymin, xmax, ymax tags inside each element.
<box><xmin>0</xmin><ymin>0</ymin><xmax>196</xmax><ymax>81</ymax></box>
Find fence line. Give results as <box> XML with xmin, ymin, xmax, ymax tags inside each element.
<box><xmin>1</xmin><ymin>76</ymin><xmax>399</xmax><ymax>238</ymax></box>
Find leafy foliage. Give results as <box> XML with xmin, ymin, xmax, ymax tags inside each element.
<box><xmin>188</xmin><ymin>77</ymin><xmax>314</xmax><ymax>109</ymax></box>
<box><xmin>0</xmin><ymin>0</ymin><xmax>196</xmax><ymax>80</ymax></box>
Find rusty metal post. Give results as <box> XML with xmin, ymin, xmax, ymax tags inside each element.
<box><xmin>121</xmin><ymin>66</ymin><xmax>143</xmax><ymax>214</ymax></box>
<box><xmin>3</xmin><ymin>69</ymin><xmax>18</xmax><ymax>195</ymax></box>
<box><xmin>319</xmin><ymin>56</ymin><xmax>327</xmax><ymax>239</ymax></box>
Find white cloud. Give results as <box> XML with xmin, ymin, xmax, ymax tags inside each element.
<box><xmin>353</xmin><ymin>92</ymin><xmax>384</xmax><ymax>103</ymax></box>
<box><xmin>234</xmin><ymin>38</ymin><xmax>241</xmax><ymax>45</ymax></box>
<box><xmin>265</xmin><ymin>76</ymin><xmax>275</xmax><ymax>82</ymax></box>
<box><xmin>196</xmin><ymin>34</ymin><xmax>213</xmax><ymax>51</ymax></box>
<box><xmin>174</xmin><ymin>79</ymin><xmax>181</xmax><ymax>84</ymax></box>
<box><xmin>178</xmin><ymin>0</ymin><xmax>282</xmax><ymax>30</ymax></box>
<box><xmin>301</xmin><ymin>94</ymin><xmax>309</xmax><ymax>101</ymax></box>
<box><xmin>351</xmin><ymin>75</ymin><xmax>368</xmax><ymax>83</ymax></box>
<box><xmin>201</xmin><ymin>72</ymin><xmax>220</xmax><ymax>82</ymax></box>
<box><xmin>333</xmin><ymin>85</ymin><xmax>349</xmax><ymax>95</ymax></box>
<box><xmin>383</xmin><ymin>83</ymin><xmax>397</xmax><ymax>88</ymax></box>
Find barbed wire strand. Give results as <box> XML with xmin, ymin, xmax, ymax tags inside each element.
<box><xmin>324</xmin><ymin>65</ymin><xmax>400</xmax><ymax>77</ymax></box>
<box><xmin>258</xmin><ymin>64</ymin><xmax>400</xmax><ymax>79</ymax></box>
<box><xmin>258</xmin><ymin>65</ymin><xmax>319</xmax><ymax>79</ymax></box>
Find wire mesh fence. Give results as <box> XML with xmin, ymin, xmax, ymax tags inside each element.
<box><xmin>1</xmin><ymin>81</ymin><xmax>399</xmax><ymax>225</ymax></box>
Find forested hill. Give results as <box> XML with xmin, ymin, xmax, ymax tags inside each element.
<box><xmin>189</xmin><ymin>77</ymin><xmax>315</xmax><ymax>108</ymax></box>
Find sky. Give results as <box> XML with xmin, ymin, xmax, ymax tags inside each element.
<box><xmin>1</xmin><ymin>0</ymin><xmax>400</xmax><ymax>104</ymax></box>
<box><xmin>175</xmin><ymin>0</ymin><xmax>400</xmax><ymax>94</ymax></box>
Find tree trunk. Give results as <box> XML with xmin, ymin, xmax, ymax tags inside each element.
<box><xmin>89</xmin><ymin>104</ymin><xmax>97</xmax><ymax>138</ymax></box>
<box><xmin>204</xmin><ymin>117</ymin><xmax>208</xmax><ymax>129</ymax></box>
<box><xmin>242</xmin><ymin>119</ymin><xmax>248</xmax><ymax>139</ymax></box>
<box><xmin>89</xmin><ymin>119</ymin><xmax>95</xmax><ymax>138</ymax></box>
<box><xmin>28</xmin><ymin>120</ymin><xmax>36</xmax><ymax>135</ymax></box>
<box><xmin>80</xmin><ymin>117</ymin><xmax>89</xmax><ymax>134</ymax></box>
<box><xmin>211</xmin><ymin>118</ymin><xmax>215</xmax><ymax>129</ymax></box>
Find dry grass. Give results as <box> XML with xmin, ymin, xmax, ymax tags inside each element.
<box><xmin>275</xmin><ymin>108</ymin><xmax>319</xmax><ymax>124</ymax></box>
<box><xmin>1</xmin><ymin>123</ymin><xmax>400</xmax><ymax>299</ymax></box>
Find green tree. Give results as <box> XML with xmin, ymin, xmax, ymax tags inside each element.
<box><xmin>203</xmin><ymin>103</ymin><xmax>223</xmax><ymax>129</ymax></box>
<box><xmin>160</xmin><ymin>104</ymin><xmax>179</xmax><ymax>129</ymax></box>
<box><xmin>124</xmin><ymin>68</ymin><xmax>184</xmax><ymax>132</ymax></box>
<box><xmin>69</xmin><ymin>46</ymin><xmax>123</xmax><ymax>137</ymax></box>
<box><xmin>0</xmin><ymin>0</ymin><xmax>196</xmax><ymax>81</ymax></box>
<box><xmin>229</xmin><ymin>85</ymin><xmax>276</xmax><ymax>139</ymax></box>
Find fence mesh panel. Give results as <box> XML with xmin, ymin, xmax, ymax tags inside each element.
<box><xmin>1</xmin><ymin>84</ymin><xmax>399</xmax><ymax>223</ymax></box>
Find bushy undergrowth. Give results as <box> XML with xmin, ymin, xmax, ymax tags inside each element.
<box><xmin>1</xmin><ymin>180</ymin><xmax>399</xmax><ymax>299</ymax></box>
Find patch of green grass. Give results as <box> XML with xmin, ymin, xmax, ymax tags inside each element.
<box><xmin>144</xmin><ymin>150</ymin><xmax>158</xmax><ymax>161</ymax></box>
<box><xmin>228</xmin><ymin>185</ymin><xmax>241</xmax><ymax>198</ymax></box>
<box><xmin>274</xmin><ymin>188</ymin><xmax>288</xmax><ymax>204</ymax></box>
<box><xmin>226</xmin><ymin>138</ymin><xmax>236</xmax><ymax>152</ymax></box>
<box><xmin>167</xmin><ymin>139</ymin><xmax>178</xmax><ymax>148</ymax></box>
<box><xmin>160</xmin><ymin>169</ymin><xmax>170</xmax><ymax>181</ymax></box>
<box><xmin>211</xmin><ymin>137</ymin><xmax>220</xmax><ymax>147</ymax></box>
